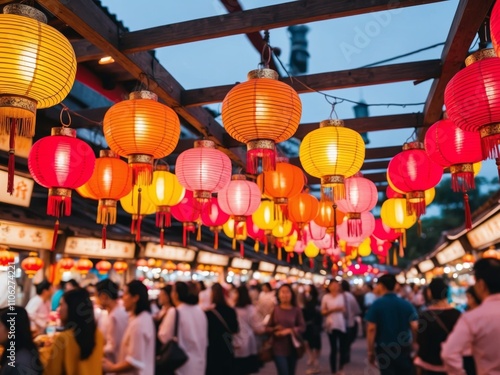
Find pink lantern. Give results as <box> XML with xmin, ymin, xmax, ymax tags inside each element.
<box><xmin>337</xmin><ymin>212</ymin><xmax>375</xmax><ymax>244</ymax></box>
<box><xmin>336</xmin><ymin>173</ymin><xmax>378</xmax><ymax>237</ymax></box>
<box><xmin>246</xmin><ymin>216</ymin><xmax>268</xmax><ymax>253</ymax></box>
<box><xmin>171</xmin><ymin>190</ymin><xmax>201</xmax><ymax>246</ymax></box>
<box><xmin>373</xmin><ymin>218</ymin><xmax>400</xmax><ymax>242</ymax></box>
<box><xmin>175</xmin><ymin>140</ymin><xmax>231</xmax><ymax>202</ymax></box>
<box><xmin>201</xmin><ymin>196</ymin><xmax>230</xmax><ymax>249</ymax></box>
<box><xmin>304</xmin><ymin>221</ymin><xmax>326</xmax><ymax>243</ymax></box>
<box><xmin>218</xmin><ymin>175</ymin><xmax>261</xmax><ymax>256</ymax></box>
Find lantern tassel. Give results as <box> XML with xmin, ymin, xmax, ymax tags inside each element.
<box><xmin>7</xmin><ymin>119</ymin><xmax>16</xmax><ymax>195</ymax></box>
<box><xmin>278</xmin><ymin>247</ymin><xmax>282</xmax><ymax>261</ymax></box>
<box><xmin>452</xmin><ymin>170</ymin><xmax>475</xmax><ymax>192</ymax></box>
<box><xmin>247</xmin><ymin>148</ymin><xmax>276</xmax><ymax>175</ymax></box>
<box><xmin>197</xmin><ymin>222</ymin><xmax>202</xmax><ymax>241</ymax></box>
<box><xmin>393</xmin><ymin>247</ymin><xmax>398</xmax><ymax>265</ymax></box>
<box><xmin>183</xmin><ymin>224</ymin><xmax>187</xmax><ymax>247</ymax></box>
<box><xmin>214</xmin><ymin>230</ymin><xmax>219</xmax><ymax>250</ymax></box>
<box><xmin>323</xmin><ymin>254</ymin><xmax>327</xmax><ymax>269</ymax></box>
<box><xmin>130</xmin><ymin>217</ymin><xmax>136</xmax><ymax>235</ymax></box>
<box><xmin>299</xmin><ymin>253</ymin><xmax>303</xmax><ymax>265</ymax></box>
<box><xmin>464</xmin><ymin>193</ymin><xmax>472</xmax><ymax>230</ymax></box>
<box><xmin>287</xmin><ymin>253</ymin><xmax>291</xmax><ymax>263</ymax></box>
<box><xmin>399</xmin><ymin>230</ymin><xmax>406</xmax><ymax>258</ymax></box>
<box><xmin>482</xmin><ymin>135</ymin><xmax>500</xmax><ymax>160</ymax></box>
<box><xmin>156</xmin><ymin>208</ymin><xmax>171</xmax><ymax>228</ymax></box>
<box><xmin>232</xmin><ymin>237</ymin><xmax>236</xmax><ymax>250</ymax></box>
<box><xmin>160</xmin><ymin>228</ymin><xmax>165</xmax><ymax>248</ymax></box>
<box><xmin>264</xmin><ymin>237</ymin><xmax>268</xmax><ymax>254</ymax></box>
<box><xmin>417</xmin><ymin>219</ymin><xmax>422</xmax><ymax>237</ymax></box>
<box><xmin>135</xmin><ymin>216</ymin><xmax>142</xmax><ymax>242</ymax></box>
<box><xmin>347</xmin><ymin>218</ymin><xmax>362</xmax><ymax>237</ymax></box>
<box><xmin>51</xmin><ymin>220</ymin><xmax>59</xmax><ymax>251</ymax></box>
<box><xmin>131</xmin><ymin>164</ymin><xmax>153</xmax><ymax>186</ymax></box>
<box><xmin>333</xmin><ymin>203</ymin><xmax>339</xmax><ymax>248</ymax></box>
<box><xmin>47</xmin><ymin>195</ymin><xmax>71</xmax><ymax>217</ymax></box>
<box><xmin>240</xmin><ymin>241</ymin><xmax>244</xmax><ymax>258</ymax></box>
<box><xmin>309</xmin><ymin>258</ymin><xmax>314</xmax><ymax>269</ymax></box>
<box><xmin>254</xmin><ymin>239</ymin><xmax>259</xmax><ymax>252</ymax></box>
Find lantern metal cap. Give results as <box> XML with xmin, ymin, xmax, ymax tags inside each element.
<box><xmin>100</xmin><ymin>150</ymin><xmax>118</xmax><ymax>158</ymax></box>
<box><xmin>28</xmin><ymin>251</ymin><xmax>39</xmax><ymax>257</ymax></box>
<box><xmin>247</xmin><ymin>68</ymin><xmax>279</xmax><ymax>80</ymax></box>
<box><xmin>403</xmin><ymin>141</ymin><xmax>424</xmax><ymax>151</ymax></box>
<box><xmin>247</xmin><ymin>139</ymin><xmax>275</xmax><ymax>151</ymax></box>
<box><xmin>129</xmin><ymin>90</ymin><xmax>158</xmax><ymax>101</ymax></box>
<box><xmin>320</xmin><ymin>119</ymin><xmax>345</xmax><ymax>128</ymax></box>
<box><xmin>465</xmin><ymin>48</ymin><xmax>496</xmax><ymax>66</ymax></box>
<box><xmin>3</xmin><ymin>4</ymin><xmax>47</xmax><ymax>23</ymax></box>
<box><xmin>194</xmin><ymin>140</ymin><xmax>216</xmax><ymax>149</ymax></box>
<box><xmin>232</xmin><ymin>174</ymin><xmax>247</xmax><ymax>181</ymax></box>
<box><xmin>51</xmin><ymin>127</ymin><xmax>76</xmax><ymax>138</ymax></box>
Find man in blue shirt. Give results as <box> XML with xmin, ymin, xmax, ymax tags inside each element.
<box><xmin>365</xmin><ymin>274</ymin><xmax>418</xmax><ymax>375</ymax></box>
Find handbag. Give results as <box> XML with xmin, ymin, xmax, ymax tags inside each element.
<box><xmin>291</xmin><ymin>308</ymin><xmax>305</xmax><ymax>359</ymax></box>
<box><xmin>155</xmin><ymin>308</ymin><xmax>188</xmax><ymax>373</ymax></box>
<box><xmin>258</xmin><ymin>308</ymin><xmax>275</xmax><ymax>363</ymax></box>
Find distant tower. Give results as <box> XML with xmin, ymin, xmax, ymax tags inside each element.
<box><xmin>288</xmin><ymin>25</ymin><xmax>309</xmax><ymax>75</ymax></box>
<box><xmin>353</xmin><ymin>100</ymin><xmax>370</xmax><ymax>144</ymax></box>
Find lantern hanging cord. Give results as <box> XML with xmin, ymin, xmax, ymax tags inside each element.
<box><xmin>404</xmin><ymin>127</ymin><xmax>419</xmax><ymax>143</ymax></box>
<box><xmin>59</xmin><ymin>107</ymin><xmax>72</xmax><ymax>128</ymax></box>
<box><xmin>260</xmin><ymin>30</ymin><xmax>272</xmax><ymax>69</ymax></box>
<box><xmin>58</xmin><ymin>103</ymin><xmax>103</xmax><ymax>127</ymax></box>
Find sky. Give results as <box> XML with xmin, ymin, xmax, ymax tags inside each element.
<box><xmin>99</xmin><ymin>0</ymin><xmax>497</xmax><ymax>192</ymax></box>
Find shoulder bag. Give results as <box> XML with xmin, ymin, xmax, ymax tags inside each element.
<box><xmin>155</xmin><ymin>308</ymin><xmax>188</xmax><ymax>373</ymax></box>
<box><xmin>291</xmin><ymin>307</ymin><xmax>305</xmax><ymax>359</ymax></box>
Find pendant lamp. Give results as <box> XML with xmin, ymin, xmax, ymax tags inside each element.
<box><xmin>113</xmin><ymin>260</ymin><xmax>128</xmax><ymax>274</ymax></box>
<box><xmin>75</xmin><ymin>258</ymin><xmax>93</xmax><ymax>275</ymax></box>
<box><xmin>246</xmin><ymin>216</ymin><xmax>268</xmax><ymax>253</ymax></box>
<box><xmin>0</xmin><ymin>246</ymin><xmax>14</xmax><ymax>267</ymax></box>
<box><xmin>0</xmin><ymin>4</ymin><xmax>77</xmax><ymax>194</ymax></box>
<box><xmin>252</xmin><ymin>199</ymin><xmax>279</xmax><ymax>236</ymax></box>
<box><xmin>287</xmin><ymin>192</ymin><xmax>319</xmax><ymax>240</ymax></box>
<box><xmin>313</xmin><ymin>200</ymin><xmax>346</xmax><ymax>247</ymax></box>
<box><xmin>304</xmin><ymin>241</ymin><xmax>320</xmax><ymax>269</ymax></box>
<box><xmin>170</xmin><ymin>190</ymin><xmax>201</xmax><ymax>247</ymax></box>
<box><xmin>221</xmin><ymin>69</ymin><xmax>302</xmax><ymax>174</ymax></box>
<box><xmin>299</xmin><ymin>119</ymin><xmax>365</xmax><ymax>201</ymax></box>
<box><xmin>147</xmin><ymin>165</ymin><xmax>185</xmax><ymax>247</ymax></box>
<box><xmin>96</xmin><ymin>260</ymin><xmax>112</xmax><ymax>275</ymax></box>
<box><xmin>120</xmin><ymin>185</ymin><xmax>156</xmax><ymax>242</ymax></box>
<box><xmin>380</xmin><ymin>198</ymin><xmax>417</xmax><ymax>259</ymax></box>
<box><xmin>103</xmin><ymin>91</ymin><xmax>180</xmax><ymax>185</ymax></box>
<box><xmin>201</xmin><ymin>196</ymin><xmax>230</xmax><ymax>249</ymax></box>
<box><xmin>58</xmin><ymin>257</ymin><xmax>74</xmax><ymax>272</ymax></box>
<box><xmin>28</xmin><ymin>127</ymin><xmax>96</xmax><ymax>250</ymax></box>
<box><xmin>21</xmin><ymin>252</ymin><xmax>43</xmax><ymax>278</ymax></box>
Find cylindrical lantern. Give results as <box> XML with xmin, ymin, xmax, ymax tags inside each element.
<box><xmin>120</xmin><ymin>185</ymin><xmax>156</xmax><ymax>242</ymax></box>
<box><xmin>445</xmin><ymin>49</ymin><xmax>500</xmax><ymax>161</ymax></box>
<box><xmin>287</xmin><ymin>192</ymin><xmax>319</xmax><ymax>239</ymax></box>
<box><xmin>201</xmin><ymin>197</ymin><xmax>230</xmax><ymax>249</ymax></box>
<box><xmin>221</xmin><ymin>68</ymin><xmax>302</xmax><ymax>174</ymax></box>
<box><xmin>258</xmin><ymin>161</ymin><xmax>304</xmax><ymax>211</ymax></box>
<box><xmin>103</xmin><ymin>90</ymin><xmax>180</xmax><ymax>185</ymax></box>
<box><xmin>21</xmin><ymin>252</ymin><xmax>43</xmax><ymax>278</ymax></box>
<box><xmin>58</xmin><ymin>257</ymin><xmax>74</xmax><ymax>272</ymax></box>
<box><xmin>299</xmin><ymin>119</ymin><xmax>365</xmax><ymax>201</ymax></box>
<box><xmin>147</xmin><ymin>165</ymin><xmax>185</xmax><ymax>247</ymax></box>
<box><xmin>96</xmin><ymin>260</ymin><xmax>112</xmax><ymax>275</ymax></box>
<box><xmin>387</xmin><ymin>142</ymin><xmax>442</xmax><ymax>217</ymax></box>
<box><xmin>28</xmin><ymin>127</ymin><xmax>96</xmax><ymax>250</ymax></box>
<box><xmin>76</xmin><ymin>258</ymin><xmax>93</xmax><ymax>275</ymax></box>
<box><xmin>171</xmin><ymin>190</ymin><xmax>201</xmax><ymax>247</ymax></box>
<box><xmin>336</xmin><ymin>173</ymin><xmax>378</xmax><ymax>236</ymax></box>
<box><xmin>113</xmin><ymin>260</ymin><xmax>128</xmax><ymax>274</ymax></box>
<box><xmin>175</xmin><ymin>140</ymin><xmax>232</xmax><ymax>202</ymax></box>
<box><xmin>0</xmin><ymin>4</ymin><xmax>77</xmax><ymax>194</ymax></box>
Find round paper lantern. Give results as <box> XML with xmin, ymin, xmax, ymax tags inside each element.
<box><xmin>21</xmin><ymin>252</ymin><xmax>43</xmax><ymax>278</ymax></box>
<box><xmin>387</xmin><ymin>142</ymin><xmax>443</xmax><ymax>217</ymax></box>
<box><xmin>373</xmin><ymin>218</ymin><xmax>400</xmax><ymax>242</ymax></box>
<box><xmin>313</xmin><ymin>232</ymin><xmax>334</xmax><ymax>250</ymax></box>
<box><xmin>246</xmin><ymin>216</ymin><xmax>268</xmax><ymax>253</ymax></box>
<box><xmin>304</xmin><ymin>241</ymin><xmax>320</xmax><ymax>269</ymax></box>
<box><xmin>492</xmin><ymin>1</ymin><xmax>500</xmax><ymax>55</ymax></box>
<box><xmin>462</xmin><ymin>253</ymin><xmax>476</xmax><ymax>263</ymax></box>
<box><xmin>258</xmin><ymin>161</ymin><xmax>304</xmax><ymax>208</ymax></box>
<box><xmin>86</xmin><ymin>150</ymin><xmax>133</xmax><ymax>248</ymax></box>
<box><xmin>120</xmin><ymin>184</ymin><xmax>156</xmax><ymax>242</ymax></box>
<box><xmin>304</xmin><ymin>221</ymin><xmax>327</xmax><ymax>242</ymax></box>
<box><xmin>299</xmin><ymin>119</ymin><xmax>365</xmax><ymax>201</ymax></box>
<box><xmin>136</xmin><ymin>259</ymin><xmax>148</xmax><ymax>268</ymax></box>
<box><xmin>221</xmin><ymin>68</ymin><xmax>302</xmax><ymax>174</ymax></box>
<box><xmin>171</xmin><ymin>190</ymin><xmax>201</xmax><ymax>247</ymax></box>
<box><xmin>76</xmin><ymin>182</ymin><xmax>98</xmax><ymax>200</ymax></box>
<box><xmin>336</xmin><ymin>173</ymin><xmax>378</xmax><ymax>236</ymax></box>
<box><xmin>28</xmin><ymin>127</ymin><xmax>96</xmax><ymax>249</ymax></box>
<box><xmin>380</xmin><ymin>198</ymin><xmax>417</xmax><ymax>257</ymax></box>
<box><xmin>113</xmin><ymin>260</ymin><xmax>128</xmax><ymax>274</ymax></box>
<box><xmin>272</xmin><ymin>220</ymin><xmax>294</xmax><ymax>261</ymax></box>
<box><xmin>357</xmin><ymin>237</ymin><xmax>372</xmax><ymax>257</ymax></box>
<box><xmin>75</xmin><ymin>258</ymin><xmax>93</xmax><ymax>275</ymax></box>
<box><xmin>337</xmin><ymin>211</ymin><xmax>375</xmax><ymax>244</ymax></box>
<box><xmin>222</xmin><ymin>217</ymin><xmax>247</xmax><ymax>243</ymax></box>
<box><xmin>147</xmin><ymin>258</ymin><xmax>159</xmax><ymax>268</ymax></box>
<box><xmin>0</xmin><ymin>4</ymin><xmax>77</xmax><ymax>193</ymax></box>
<box><xmin>252</xmin><ymin>199</ymin><xmax>278</xmax><ymax>233</ymax></box>
<box><xmin>96</xmin><ymin>260</ymin><xmax>112</xmax><ymax>275</ymax></box>
<box><xmin>147</xmin><ymin>165</ymin><xmax>185</xmax><ymax>247</ymax></box>
<box><xmin>103</xmin><ymin>90</ymin><xmax>180</xmax><ymax>185</ymax></box>
<box><xmin>0</xmin><ymin>247</ymin><xmax>14</xmax><ymax>267</ymax></box>
<box><xmin>370</xmin><ymin>235</ymin><xmax>391</xmax><ymax>257</ymax></box>
<box><xmin>201</xmin><ymin>197</ymin><xmax>230</xmax><ymax>249</ymax></box>
<box><xmin>288</xmin><ymin>192</ymin><xmax>319</xmax><ymax>238</ymax></box>
<box><xmin>175</xmin><ymin>140</ymin><xmax>232</xmax><ymax>202</ymax></box>
<box><xmin>482</xmin><ymin>249</ymin><xmax>499</xmax><ymax>259</ymax></box>
<box><xmin>386</xmin><ymin>184</ymin><xmax>404</xmax><ymax>199</ymax></box>
<box><xmin>314</xmin><ymin>200</ymin><xmax>345</xmax><ymax>235</ymax></box>
<box><xmin>444</xmin><ymin>49</ymin><xmax>500</xmax><ymax>160</ymax></box>
<box><xmin>58</xmin><ymin>257</ymin><xmax>74</xmax><ymax>272</ymax></box>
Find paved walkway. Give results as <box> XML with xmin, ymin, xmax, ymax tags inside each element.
<box><xmin>260</xmin><ymin>334</ymin><xmax>378</xmax><ymax>375</ymax></box>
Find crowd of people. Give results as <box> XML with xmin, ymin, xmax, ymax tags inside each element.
<box><xmin>0</xmin><ymin>257</ymin><xmax>499</xmax><ymax>375</ymax></box>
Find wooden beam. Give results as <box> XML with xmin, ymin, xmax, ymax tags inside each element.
<box><xmin>115</xmin><ymin>0</ymin><xmax>445</xmax><ymax>55</ymax></box>
<box><xmin>73</xmin><ymin>40</ymin><xmax>104</xmax><ymax>63</ymax></box>
<box><xmin>181</xmin><ymin>60</ymin><xmax>441</xmax><ymax>107</ymax></box>
<box><xmin>422</xmin><ymin>0</ymin><xmax>494</xmax><ymax>129</ymax></box>
<box><xmin>294</xmin><ymin>113</ymin><xmax>424</xmax><ymax>139</ymax></box>
<box><xmin>37</xmin><ymin>0</ymin><xmax>244</xmax><ymax>167</ymax></box>
<box><xmin>290</xmin><ymin>157</ymin><xmax>389</xmax><ymax>171</ymax></box>
<box><xmin>304</xmin><ymin>171</ymin><xmax>388</xmax><ymax>185</ymax></box>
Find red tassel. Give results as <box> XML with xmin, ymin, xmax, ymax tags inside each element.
<box><xmin>287</xmin><ymin>253</ymin><xmax>291</xmax><ymax>263</ymax></box>
<box><xmin>464</xmin><ymin>193</ymin><xmax>472</xmax><ymax>230</ymax></box>
<box><xmin>7</xmin><ymin>120</ymin><xmax>16</xmax><ymax>195</ymax></box>
<box><xmin>183</xmin><ymin>224</ymin><xmax>187</xmax><ymax>247</ymax></box>
<box><xmin>135</xmin><ymin>216</ymin><xmax>142</xmax><ymax>242</ymax></box>
<box><xmin>278</xmin><ymin>247</ymin><xmax>282</xmax><ymax>261</ymax></box>
<box><xmin>247</xmin><ymin>148</ymin><xmax>276</xmax><ymax>174</ymax></box>
<box><xmin>240</xmin><ymin>241</ymin><xmax>244</xmax><ymax>258</ymax></box>
<box><xmin>299</xmin><ymin>253</ymin><xmax>303</xmax><ymax>265</ymax></box>
<box><xmin>451</xmin><ymin>170</ymin><xmax>475</xmax><ymax>192</ymax></box>
<box><xmin>310</xmin><ymin>258</ymin><xmax>314</xmax><ymax>269</ymax></box>
<box><xmin>47</xmin><ymin>195</ymin><xmax>71</xmax><ymax>217</ymax></box>
<box><xmin>347</xmin><ymin>218</ymin><xmax>362</xmax><ymax>237</ymax></box>
<box><xmin>264</xmin><ymin>237</ymin><xmax>268</xmax><ymax>254</ymax></box>
<box><xmin>214</xmin><ymin>231</ymin><xmax>219</xmax><ymax>250</ymax></box>
<box><xmin>497</xmin><ymin>158</ymin><xmax>500</xmax><ymax>181</ymax></box>
<box><xmin>333</xmin><ymin>203</ymin><xmax>339</xmax><ymax>248</ymax></box>
<box><xmin>102</xmin><ymin>225</ymin><xmax>107</xmax><ymax>249</ymax></box>
<box><xmin>160</xmin><ymin>228</ymin><xmax>165</xmax><ymax>247</ymax></box>
<box><xmin>323</xmin><ymin>254</ymin><xmax>327</xmax><ymax>269</ymax></box>
<box><xmin>482</xmin><ymin>134</ymin><xmax>500</xmax><ymax>160</ymax></box>
<box><xmin>130</xmin><ymin>218</ymin><xmax>136</xmax><ymax>235</ymax></box>
<box><xmin>417</xmin><ymin>219</ymin><xmax>422</xmax><ymax>237</ymax></box>
<box><xmin>51</xmin><ymin>220</ymin><xmax>59</xmax><ymax>251</ymax></box>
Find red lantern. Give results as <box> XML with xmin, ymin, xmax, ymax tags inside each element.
<box><xmin>336</xmin><ymin>173</ymin><xmax>378</xmax><ymax>237</ymax></box>
<box><xmin>28</xmin><ymin>127</ymin><xmax>96</xmax><ymax>249</ymax></box>
<box><xmin>58</xmin><ymin>257</ymin><xmax>74</xmax><ymax>272</ymax></box>
<box><xmin>387</xmin><ymin>142</ymin><xmax>443</xmax><ymax>217</ymax></box>
<box><xmin>288</xmin><ymin>192</ymin><xmax>319</xmax><ymax>239</ymax></box>
<box><xmin>370</xmin><ymin>235</ymin><xmax>391</xmax><ymax>257</ymax></box>
<box><xmin>201</xmin><ymin>196</ymin><xmax>230</xmax><ymax>249</ymax></box>
<box><xmin>113</xmin><ymin>260</ymin><xmax>128</xmax><ymax>274</ymax></box>
<box><xmin>75</xmin><ymin>258</ymin><xmax>93</xmax><ymax>275</ymax></box>
<box><xmin>444</xmin><ymin>49</ymin><xmax>500</xmax><ymax>162</ymax></box>
<box><xmin>373</xmin><ymin>218</ymin><xmax>400</xmax><ymax>242</ymax></box>
<box><xmin>21</xmin><ymin>252</ymin><xmax>43</xmax><ymax>278</ymax></box>
<box><xmin>386</xmin><ymin>185</ymin><xmax>404</xmax><ymax>199</ymax></box>
<box><xmin>175</xmin><ymin>140</ymin><xmax>232</xmax><ymax>203</ymax></box>
<box><xmin>171</xmin><ymin>190</ymin><xmax>201</xmax><ymax>247</ymax></box>
<box><xmin>246</xmin><ymin>215</ymin><xmax>268</xmax><ymax>253</ymax></box>
<box><xmin>0</xmin><ymin>247</ymin><xmax>14</xmax><ymax>267</ymax></box>
<box><xmin>95</xmin><ymin>260</ymin><xmax>111</xmax><ymax>275</ymax></box>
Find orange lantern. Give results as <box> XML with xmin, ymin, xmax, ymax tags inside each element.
<box><xmin>75</xmin><ymin>258</ymin><xmax>93</xmax><ymax>275</ymax></box>
<box><xmin>95</xmin><ymin>260</ymin><xmax>111</xmax><ymax>275</ymax></box>
<box><xmin>103</xmin><ymin>90</ymin><xmax>180</xmax><ymax>185</ymax></box>
<box><xmin>0</xmin><ymin>246</ymin><xmax>14</xmax><ymax>267</ymax></box>
<box><xmin>221</xmin><ymin>68</ymin><xmax>302</xmax><ymax>174</ymax></box>
<box><xmin>136</xmin><ymin>259</ymin><xmax>148</xmax><ymax>268</ymax></box>
<box><xmin>288</xmin><ymin>192</ymin><xmax>319</xmax><ymax>239</ymax></box>
<box><xmin>165</xmin><ymin>261</ymin><xmax>177</xmax><ymax>271</ymax></box>
<box><xmin>314</xmin><ymin>200</ymin><xmax>345</xmax><ymax>247</ymax></box>
<box><xmin>113</xmin><ymin>260</ymin><xmax>128</xmax><ymax>274</ymax></box>
<box><xmin>482</xmin><ymin>249</ymin><xmax>499</xmax><ymax>259</ymax></box>
<box><xmin>58</xmin><ymin>257</ymin><xmax>74</xmax><ymax>272</ymax></box>
<box><xmin>147</xmin><ymin>258</ymin><xmax>159</xmax><ymax>268</ymax></box>
<box><xmin>462</xmin><ymin>254</ymin><xmax>475</xmax><ymax>263</ymax></box>
<box><xmin>21</xmin><ymin>252</ymin><xmax>43</xmax><ymax>278</ymax></box>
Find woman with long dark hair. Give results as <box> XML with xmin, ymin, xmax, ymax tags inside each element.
<box><xmin>302</xmin><ymin>284</ymin><xmax>322</xmax><ymax>374</ymax></box>
<box><xmin>0</xmin><ymin>306</ymin><xmax>42</xmax><ymax>375</ymax></box>
<box><xmin>43</xmin><ymin>288</ymin><xmax>103</xmax><ymax>374</ymax></box>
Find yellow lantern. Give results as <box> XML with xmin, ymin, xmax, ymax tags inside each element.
<box><xmin>304</xmin><ymin>241</ymin><xmax>320</xmax><ymax>269</ymax></box>
<box><xmin>223</xmin><ymin>217</ymin><xmax>247</xmax><ymax>255</ymax></box>
<box><xmin>120</xmin><ymin>185</ymin><xmax>156</xmax><ymax>241</ymax></box>
<box><xmin>387</xmin><ymin>172</ymin><xmax>405</xmax><ymax>195</ymax></box>
<box><xmin>252</xmin><ymin>199</ymin><xmax>278</xmax><ymax>233</ymax></box>
<box><xmin>473</xmin><ymin>162</ymin><xmax>482</xmax><ymax>176</ymax></box>
<box><xmin>380</xmin><ymin>198</ymin><xmax>417</xmax><ymax>258</ymax></box>
<box><xmin>76</xmin><ymin>182</ymin><xmax>98</xmax><ymax>200</ymax></box>
<box><xmin>357</xmin><ymin>237</ymin><xmax>372</xmax><ymax>257</ymax></box>
<box><xmin>424</xmin><ymin>188</ymin><xmax>435</xmax><ymax>206</ymax></box>
<box><xmin>299</xmin><ymin>119</ymin><xmax>365</xmax><ymax>201</ymax></box>
<box><xmin>0</xmin><ymin>4</ymin><xmax>76</xmax><ymax>193</ymax></box>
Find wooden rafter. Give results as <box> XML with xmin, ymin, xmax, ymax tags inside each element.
<box><xmin>181</xmin><ymin>60</ymin><xmax>441</xmax><ymax>107</ymax></box>
<box><xmin>422</xmin><ymin>0</ymin><xmax>495</xmax><ymax>128</ymax></box>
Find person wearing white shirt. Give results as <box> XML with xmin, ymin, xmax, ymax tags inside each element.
<box><xmin>102</xmin><ymin>280</ymin><xmax>155</xmax><ymax>375</ymax></box>
<box><xmin>256</xmin><ymin>283</ymin><xmax>276</xmax><ymax>322</ymax></box>
<box><xmin>321</xmin><ymin>281</ymin><xmax>346</xmax><ymax>375</ymax></box>
<box><xmin>158</xmin><ymin>281</ymin><xmax>208</xmax><ymax>375</ymax></box>
<box><xmin>442</xmin><ymin>258</ymin><xmax>500</xmax><ymax>375</ymax></box>
<box><xmin>96</xmin><ymin>279</ymin><xmax>129</xmax><ymax>364</ymax></box>
<box><xmin>198</xmin><ymin>281</ymin><xmax>213</xmax><ymax>311</ymax></box>
<box><xmin>25</xmin><ymin>280</ymin><xmax>52</xmax><ymax>335</ymax></box>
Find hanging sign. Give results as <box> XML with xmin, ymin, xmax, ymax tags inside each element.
<box><xmin>258</xmin><ymin>261</ymin><xmax>276</xmax><ymax>273</ymax></box>
<box><xmin>0</xmin><ymin>171</ymin><xmax>33</xmax><ymax>207</ymax></box>
<box><xmin>276</xmin><ymin>265</ymin><xmax>290</xmax><ymax>274</ymax></box>
<box><xmin>467</xmin><ymin>212</ymin><xmax>500</xmax><ymax>249</ymax></box>
<box><xmin>144</xmin><ymin>243</ymin><xmax>196</xmax><ymax>262</ymax></box>
<box><xmin>230</xmin><ymin>257</ymin><xmax>252</xmax><ymax>269</ymax></box>
<box><xmin>197</xmin><ymin>251</ymin><xmax>229</xmax><ymax>266</ymax></box>
<box><xmin>64</xmin><ymin>237</ymin><xmax>135</xmax><ymax>259</ymax></box>
<box><xmin>436</xmin><ymin>240</ymin><xmax>465</xmax><ymax>265</ymax></box>
<box><xmin>418</xmin><ymin>259</ymin><xmax>435</xmax><ymax>273</ymax></box>
<box><xmin>0</xmin><ymin>220</ymin><xmax>52</xmax><ymax>250</ymax></box>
